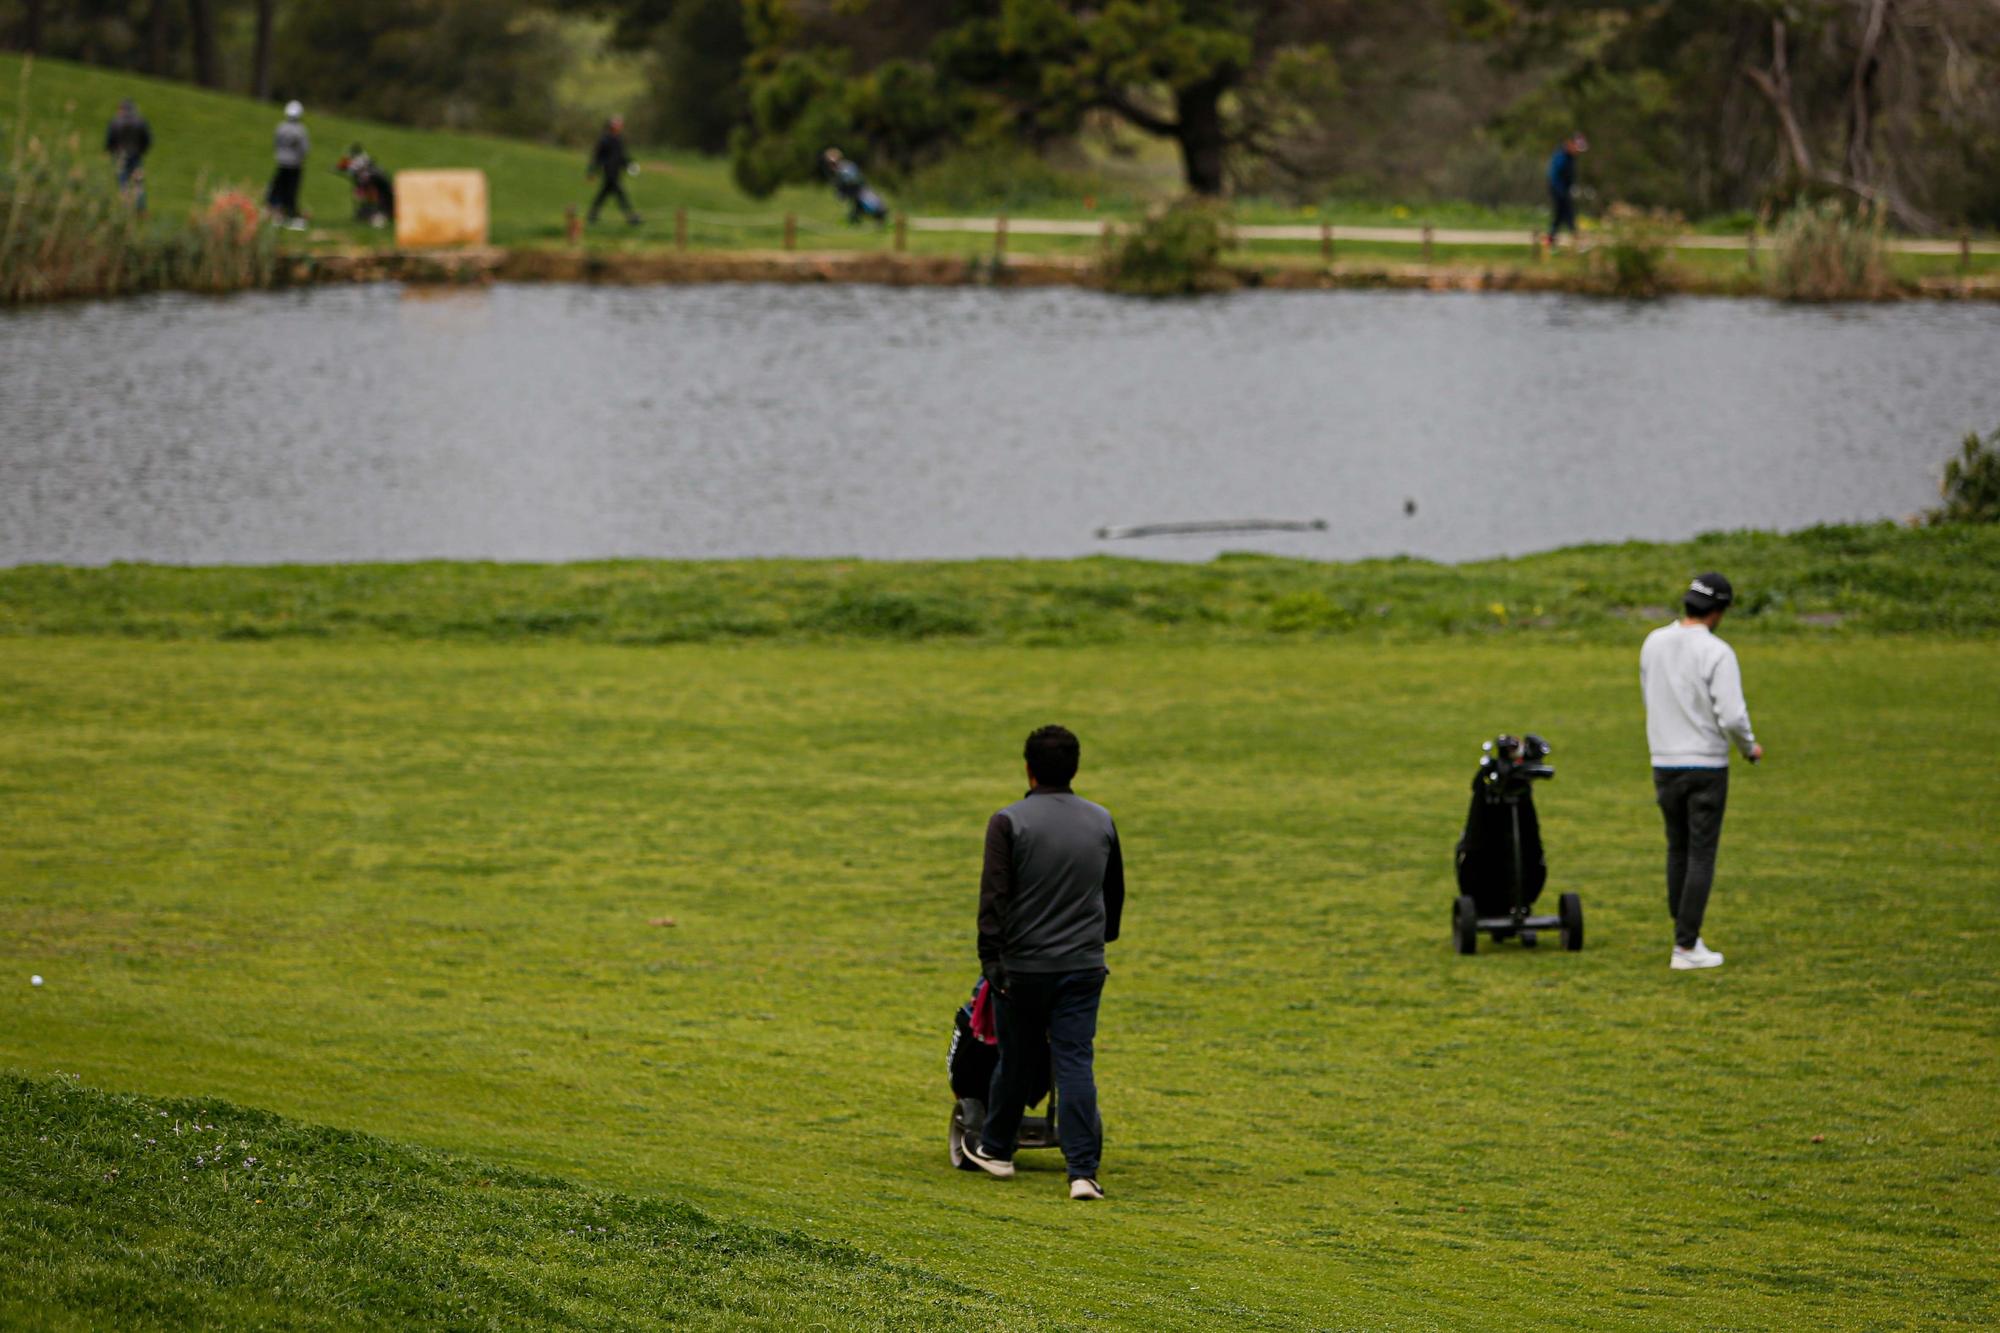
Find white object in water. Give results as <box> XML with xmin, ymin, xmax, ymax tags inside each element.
<box><xmin>1096</xmin><ymin>518</ymin><xmax>1328</xmax><ymax>541</ymax></box>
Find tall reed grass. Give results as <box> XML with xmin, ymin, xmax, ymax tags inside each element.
<box><xmin>1767</xmin><ymin>199</ymin><xmax>1895</xmax><ymax>301</ymax></box>
<box><xmin>2</xmin><ymin>59</ymin><xmax>277</xmax><ymax>304</ymax></box>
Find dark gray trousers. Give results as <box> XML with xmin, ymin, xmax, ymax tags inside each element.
<box><xmin>1653</xmin><ymin>767</ymin><xmax>1729</xmax><ymax>949</ymax></box>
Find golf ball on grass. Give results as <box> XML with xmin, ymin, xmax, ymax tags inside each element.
<box><xmin>30</xmin><ymin>975</ymin><xmax>43</xmax><ymax>987</ymax></box>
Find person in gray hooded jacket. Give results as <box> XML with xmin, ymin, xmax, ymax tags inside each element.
<box><xmin>961</xmin><ymin>724</ymin><xmax>1125</xmax><ymax>1201</ymax></box>
<box><xmin>267</xmin><ymin>101</ymin><xmax>311</xmax><ymax>225</ymax></box>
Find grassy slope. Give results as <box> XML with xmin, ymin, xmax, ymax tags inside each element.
<box><xmin>1</xmin><ymin>1074</ymin><xmax>1028</xmax><ymax>1330</ymax></box>
<box><xmin>9</xmin><ymin>54</ymin><xmax>1993</xmax><ymax>281</ymax></box>
<box><xmin>3</xmin><ymin>524</ymin><xmax>1997</xmax><ymax>644</ymax></box>
<box><xmin>2</xmin><ymin>542</ymin><xmax>1996</xmax><ymax>1328</ymax></box>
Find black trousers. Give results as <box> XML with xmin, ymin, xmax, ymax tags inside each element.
<box><xmin>267</xmin><ymin>165</ymin><xmax>302</xmax><ymax>218</ymax></box>
<box><xmin>589</xmin><ymin>175</ymin><xmax>637</xmax><ymax>222</ymax></box>
<box><xmin>1654</xmin><ymin>767</ymin><xmax>1729</xmax><ymax>949</ymax></box>
<box><xmin>1549</xmin><ymin>188</ymin><xmax>1577</xmax><ymax>238</ymax></box>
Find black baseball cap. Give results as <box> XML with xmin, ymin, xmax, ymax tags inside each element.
<box><xmin>1685</xmin><ymin>572</ymin><xmax>1734</xmax><ymax>612</ymax></box>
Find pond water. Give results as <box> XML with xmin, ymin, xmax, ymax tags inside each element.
<box><xmin>3</xmin><ymin>283</ymin><xmax>1996</xmax><ymax>566</ymax></box>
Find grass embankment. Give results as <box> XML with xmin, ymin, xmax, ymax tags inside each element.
<box><xmin>8</xmin><ymin>53</ymin><xmax>1994</xmax><ymax>289</ymax></box>
<box><xmin>3</xmin><ymin>529</ymin><xmax>1997</xmax><ymax>1329</ymax></box>
<box><xmin>1</xmin><ymin>1075</ymin><xmax>1019</xmax><ymax>1330</ymax></box>
<box><xmin>2</xmin><ymin>523</ymin><xmax>1995</xmax><ymax>644</ymax></box>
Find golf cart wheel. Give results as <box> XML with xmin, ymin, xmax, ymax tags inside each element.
<box><xmin>1453</xmin><ymin>895</ymin><xmax>1479</xmax><ymax>955</ymax></box>
<box><xmin>1559</xmin><ymin>893</ymin><xmax>1584</xmax><ymax>951</ymax></box>
<box><xmin>948</xmin><ymin>1097</ymin><xmax>985</xmax><ymax>1170</ymax></box>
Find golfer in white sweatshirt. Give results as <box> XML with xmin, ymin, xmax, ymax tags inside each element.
<box><xmin>1640</xmin><ymin>573</ymin><xmax>1764</xmax><ymax>970</ymax></box>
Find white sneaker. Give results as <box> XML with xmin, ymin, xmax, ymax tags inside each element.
<box><xmin>960</xmin><ymin>1141</ymin><xmax>1014</xmax><ymax>1179</ymax></box>
<box><xmin>1069</xmin><ymin>1177</ymin><xmax>1104</xmax><ymax>1201</ymax></box>
<box><xmin>1671</xmin><ymin>939</ymin><xmax>1724</xmax><ymax>970</ymax></box>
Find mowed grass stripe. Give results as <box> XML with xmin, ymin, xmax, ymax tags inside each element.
<box><xmin>2</xmin><ymin>631</ymin><xmax>1995</xmax><ymax>1328</ymax></box>
<box><xmin>0</xmin><ymin>1074</ymin><xmax>1039</xmax><ymax>1330</ymax></box>
<box><xmin>4</xmin><ymin>522</ymin><xmax>1999</xmax><ymax>644</ymax></box>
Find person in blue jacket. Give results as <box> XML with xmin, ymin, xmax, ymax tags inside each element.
<box><xmin>1546</xmin><ymin>132</ymin><xmax>1588</xmax><ymax>248</ymax></box>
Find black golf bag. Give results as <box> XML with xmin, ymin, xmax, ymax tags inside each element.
<box><xmin>945</xmin><ymin>978</ymin><xmax>1056</xmax><ymax>1167</ymax></box>
<box><xmin>1450</xmin><ymin>733</ymin><xmax>1582</xmax><ymax>953</ymax></box>
<box><xmin>1455</xmin><ymin>779</ymin><xmax>1547</xmax><ymax>917</ymax></box>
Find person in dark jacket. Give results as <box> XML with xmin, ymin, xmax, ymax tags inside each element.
<box><xmin>105</xmin><ymin>98</ymin><xmax>152</xmax><ymax>213</ymax></box>
<box><xmin>586</xmin><ymin>116</ymin><xmax>642</xmax><ymax>226</ymax></box>
<box><xmin>960</xmin><ymin>725</ymin><xmax>1125</xmax><ymax>1202</ymax></box>
<box><xmin>1546</xmin><ymin>132</ymin><xmax>1587</xmax><ymax>248</ymax></box>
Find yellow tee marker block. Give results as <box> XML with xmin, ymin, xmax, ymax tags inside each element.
<box><xmin>394</xmin><ymin>170</ymin><xmax>490</xmax><ymax>249</ymax></box>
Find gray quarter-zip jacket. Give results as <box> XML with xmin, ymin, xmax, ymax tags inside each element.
<box><xmin>274</xmin><ymin>120</ymin><xmax>310</xmax><ymax>168</ymax></box>
<box><xmin>977</xmin><ymin>786</ymin><xmax>1124</xmax><ymax>974</ymax></box>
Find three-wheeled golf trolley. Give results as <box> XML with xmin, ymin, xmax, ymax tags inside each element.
<box><xmin>945</xmin><ymin>978</ymin><xmax>1061</xmax><ymax>1168</ymax></box>
<box><xmin>1452</xmin><ymin>733</ymin><xmax>1583</xmax><ymax>954</ymax></box>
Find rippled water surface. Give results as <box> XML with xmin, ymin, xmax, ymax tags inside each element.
<box><xmin>4</xmin><ymin>283</ymin><xmax>1996</xmax><ymax>565</ymax></box>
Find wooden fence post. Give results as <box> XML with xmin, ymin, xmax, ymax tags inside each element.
<box><xmin>783</xmin><ymin>213</ymin><xmax>796</xmax><ymax>251</ymax></box>
<box><xmin>1320</xmin><ymin>221</ymin><xmax>1332</xmax><ymax>264</ymax></box>
<box><xmin>674</xmin><ymin>207</ymin><xmax>687</xmax><ymax>251</ymax></box>
<box><xmin>1745</xmin><ymin>226</ymin><xmax>1758</xmax><ymax>274</ymax></box>
<box><xmin>995</xmin><ymin>213</ymin><xmax>1007</xmax><ymax>257</ymax></box>
<box><xmin>1532</xmin><ymin>229</ymin><xmax>1543</xmax><ymax>262</ymax></box>
<box><xmin>1422</xmin><ymin>224</ymin><xmax>1434</xmax><ymax>265</ymax></box>
<box><xmin>1962</xmin><ymin>229</ymin><xmax>1973</xmax><ymax>274</ymax></box>
<box><xmin>894</xmin><ymin>213</ymin><xmax>906</xmax><ymax>253</ymax></box>
<box><xmin>564</xmin><ymin>206</ymin><xmax>580</xmax><ymax>245</ymax></box>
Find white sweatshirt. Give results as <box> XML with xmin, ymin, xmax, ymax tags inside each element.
<box><xmin>1639</xmin><ymin>620</ymin><xmax>1757</xmax><ymax>768</ymax></box>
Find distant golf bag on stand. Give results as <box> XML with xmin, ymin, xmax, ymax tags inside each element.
<box><xmin>1452</xmin><ymin>733</ymin><xmax>1583</xmax><ymax>953</ymax></box>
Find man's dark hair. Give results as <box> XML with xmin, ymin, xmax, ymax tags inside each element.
<box><xmin>1024</xmin><ymin>725</ymin><xmax>1080</xmax><ymax>788</ymax></box>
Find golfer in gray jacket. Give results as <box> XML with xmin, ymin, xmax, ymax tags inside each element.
<box><xmin>267</xmin><ymin>101</ymin><xmax>310</xmax><ymax>226</ymax></box>
<box><xmin>1640</xmin><ymin>573</ymin><xmax>1764</xmax><ymax>970</ymax></box>
<box><xmin>961</xmin><ymin>725</ymin><xmax>1124</xmax><ymax>1201</ymax></box>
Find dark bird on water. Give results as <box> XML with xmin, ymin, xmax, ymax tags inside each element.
<box><xmin>1403</xmin><ymin>498</ymin><xmax>1417</xmax><ymax>516</ymax></box>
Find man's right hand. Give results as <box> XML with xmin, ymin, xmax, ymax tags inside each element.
<box><xmin>1748</xmin><ymin>743</ymin><xmax>1765</xmax><ymax>763</ymax></box>
<box><xmin>982</xmin><ymin>960</ymin><xmax>1008</xmax><ymax>996</ymax></box>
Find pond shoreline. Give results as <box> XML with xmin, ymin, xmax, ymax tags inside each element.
<box><xmin>281</xmin><ymin>246</ymin><xmax>2000</xmax><ymax>301</ymax></box>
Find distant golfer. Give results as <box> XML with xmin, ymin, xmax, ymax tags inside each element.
<box><xmin>1640</xmin><ymin>573</ymin><xmax>1763</xmax><ymax>971</ymax></box>
<box><xmin>961</xmin><ymin>725</ymin><xmax>1124</xmax><ymax>1202</ymax></box>
<box><xmin>1546</xmin><ymin>132</ymin><xmax>1587</xmax><ymax>247</ymax></box>
<box><xmin>586</xmin><ymin>115</ymin><xmax>642</xmax><ymax>227</ymax></box>
<box><xmin>268</xmin><ymin>101</ymin><xmax>310</xmax><ymax>229</ymax></box>
<box><xmin>104</xmin><ymin>98</ymin><xmax>152</xmax><ymax>213</ymax></box>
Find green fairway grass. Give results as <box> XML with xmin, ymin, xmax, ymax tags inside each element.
<box><xmin>11</xmin><ymin>53</ymin><xmax>1994</xmax><ymax>286</ymax></box>
<box><xmin>3</xmin><ymin>536</ymin><xmax>1997</xmax><ymax>1328</ymax></box>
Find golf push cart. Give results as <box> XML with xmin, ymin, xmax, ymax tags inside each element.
<box><xmin>1452</xmin><ymin>733</ymin><xmax>1583</xmax><ymax>954</ymax></box>
<box><xmin>945</xmin><ymin>978</ymin><xmax>1060</xmax><ymax>1168</ymax></box>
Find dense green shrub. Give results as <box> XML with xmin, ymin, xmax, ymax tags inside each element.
<box><xmin>1100</xmin><ymin>201</ymin><xmax>1233</xmax><ymax>297</ymax></box>
<box><xmin>1768</xmin><ymin>200</ymin><xmax>1894</xmax><ymax>301</ymax></box>
<box><xmin>1589</xmin><ymin>203</ymin><xmax>1681</xmax><ymax>298</ymax></box>
<box><xmin>1931</xmin><ymin>428</ymin><xmax>2000</xmax><ymax>524</ymax></box>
